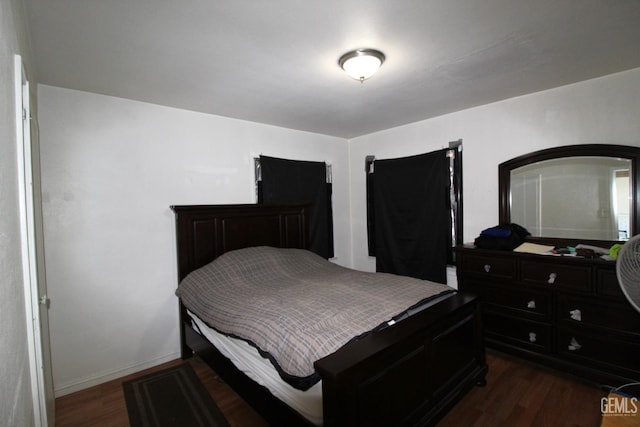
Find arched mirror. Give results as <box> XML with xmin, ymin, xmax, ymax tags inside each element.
<box><xmin>499</xmin><ymin>144</ymin><xmax>640</xmax><ymax>244</ymax></box>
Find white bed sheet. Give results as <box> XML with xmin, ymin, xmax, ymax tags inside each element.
<box><xmin>189</xmin><ymin>311</ymin><xmax>324</xmax><ymax>425</ymax></box>
<box><xmin>187</xmin><ymin>290</ymin><xmax>455</xmax><ymax>426</ymax></box>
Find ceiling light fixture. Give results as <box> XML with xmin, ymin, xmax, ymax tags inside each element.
<box><xmin>338</xmin><ymin>48</ymin><xmax>385</xmax><ymax>83</ymax></box>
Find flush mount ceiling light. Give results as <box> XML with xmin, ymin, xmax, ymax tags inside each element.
<box><xmin>338</xmin><ymin>48</ymin><xmax>385</xmax><ymax>82</ymax></box>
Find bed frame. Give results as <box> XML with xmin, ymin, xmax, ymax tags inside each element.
<box><xmin>172</xmin><ymin>203</ymin><xmax>487</xmax><ymax>426</ymax></box>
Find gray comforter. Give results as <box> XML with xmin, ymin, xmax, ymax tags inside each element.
<box><xmin>176</xmin><ymin>246</ymin><xmax>453</xmax><ymax>390</ymax></box>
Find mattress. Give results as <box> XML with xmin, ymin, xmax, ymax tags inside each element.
<box><xmin>187</xmin><ymin>290</ymin><xmax>455</xmax><ymax>426</ymax></box>
<box><xmin>177</xmin><ymin>246</ymin><xmax>455</xmax><ymax>390</ymax></box>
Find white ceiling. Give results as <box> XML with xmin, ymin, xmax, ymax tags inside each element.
<box><xmin>24</xmin><ymin>0</ymin><xmax>640</xmax><ymax>139</ymax></box>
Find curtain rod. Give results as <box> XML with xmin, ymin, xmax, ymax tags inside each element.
<box><xmin>365</xmin><ymin>139</ymin><xmax>462</xmax><ymax>173</ymax></box>
<box><xmin>254</xmin><ymin>157</ymin><xmax>332</xmax><ymax>183</ymax></box>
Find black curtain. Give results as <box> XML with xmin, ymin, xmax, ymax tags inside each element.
<box><xmin>372</xmin><ymin>150</ymin><xmax>450</xmax><ymax>283</ymax></box>
<box><xmin>259</xmin><ymin>155</ymin><xmax>334</xmax><ymax>258</ymax></box>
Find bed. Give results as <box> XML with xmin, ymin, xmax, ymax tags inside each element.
<box><xmin>172</xmin><ymin>203</ymin><xmax>487</xmax><ymax>426</ymax></box>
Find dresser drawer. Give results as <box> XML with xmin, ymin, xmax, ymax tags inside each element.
<box><xmin>465</xmin><ymin>281</ymin><xmax>551</xmax><ymax>320</ymax></box>
<box><xmin>484</xmin><ymin>312</ymin><xmax>551</xmax><ymax>353</ymax></box>
<box><xmin>455</xmin><ymin>245</ymin><xmax>640</xmax><ymax>385</ymax></box>
<box><xmin>520</xmin><ymin>260</ymin><xmax>591</xmax><ymax>292</ymax></box>
<box><xmin>460</xmin><ymin>254</ymin><xmax>516</xmax><ymax>280</ymax></box>
<box><xmin>557</xmin><ymin>326</ymin><xmax>640</xmax><ymax>377</ymax></box>
<box><xmin>557</xmin><ymin>294</ymin><xmax>640</xmax><ymax>335</ymax></box>
<box><xmin>596</xmin><ymin>268</ymin><xmax>626</xmax><ymax>299</ymax></box>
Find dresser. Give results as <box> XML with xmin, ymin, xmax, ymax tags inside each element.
<box><xmin>455</xmin><ymin>245</ymin><xmax>640</xmax><ymax>387</ymax></box>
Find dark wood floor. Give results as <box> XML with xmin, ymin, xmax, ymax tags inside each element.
<box><xmin>55</xmin><ymin>350</ymin><xmax>607</xmax><ymax>427</ymax></box>
<box><xmin>438</xmin><ymin>352</ymin><xmax>606</xmax><ymax>427</ymax></box>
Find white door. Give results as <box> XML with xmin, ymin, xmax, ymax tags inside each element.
<box><xmin>15</xmin><ymin>54</ymin><xmax>55</xmax><ymax>426</ymax></box>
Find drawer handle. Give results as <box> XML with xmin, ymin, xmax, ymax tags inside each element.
<box><xmin>569</xmin><ymin>309</ymin><xmax>582</xmax><ymax>322</ymax></box>
<box><xmin>527</xmin><ymin>300</ymin><xmax>536</xmax><ymax>309</ymax></box>
<box><xmin>568</xmin><ymin>337</ymin><xmax>582</xmax><ymax>351</ymax></box>
<box><xmin>547</xmin><ymin>273</ymin><xmax>557</xmax><ymax>284</ymax></box>
<box><xmin>529</xmin><ymin>332</ymin><xmax>537</xmax><ymax>343</ymax></box>
<box><xmin>484</xmin><ymin>264</ymin><xmax>491</xmax><ymax>273</ymax></box>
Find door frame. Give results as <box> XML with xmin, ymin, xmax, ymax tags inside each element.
<box><xmin>15</xmin><ymin>54</ymin><xmax>53</xmax><ymax>427</ymax></box>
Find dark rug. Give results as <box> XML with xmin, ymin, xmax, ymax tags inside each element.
<box><xmin>123</xmin><ymin>363</ymin><xmax>230</xmax><ymax>427</ymax></box>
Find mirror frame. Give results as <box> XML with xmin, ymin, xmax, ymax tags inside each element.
<box><xmin>499</xmin><ymin>144</ymin><xmax>640</xmax><ymax>244</ymax></box>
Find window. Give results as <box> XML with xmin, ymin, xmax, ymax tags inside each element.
<box><xmin>366</xmin><ymin>141</ymin><xmax>462</xmax><ymax>282</ymax></box>
<box><xmin>255</xmin><ymin>155</ymin><xmax>334</xmax><ymax>258</ymax></box>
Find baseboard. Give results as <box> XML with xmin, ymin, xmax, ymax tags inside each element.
<box><xmin>54</xmin><ymin>352</ymin><xmax>180</xmax><ymax>397</ymax></box>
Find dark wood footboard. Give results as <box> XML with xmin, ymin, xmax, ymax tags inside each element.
<box><xmin>315</xmin><ymin>292</ymin><xmax>486</xmax><ymax>427</ymax></box>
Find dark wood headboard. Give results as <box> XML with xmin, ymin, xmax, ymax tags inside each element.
<box><xmin>171</xmin><ymin>204</ymin><xmax>309</xmax><ymax>281</ymax></box>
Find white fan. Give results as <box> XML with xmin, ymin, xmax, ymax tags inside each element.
<box><xmin>616</xmin><ymin>234</ymin><xmax>640</xmax><ymax>313</ymax></box>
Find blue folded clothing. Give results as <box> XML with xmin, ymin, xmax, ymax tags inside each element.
<box><xmin>480</xmin><ymin>226</ymin><xmax>513</xmax><ymax>238</ymax></box>
<box><xmin>474</xmin><ymin>223</ymin><xmax>531</xmax><ymax>251</ymax></box>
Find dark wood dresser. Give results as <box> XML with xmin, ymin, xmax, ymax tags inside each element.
<box><xmin>455</xmin><ymin>245</ymin><xmax>640</xmax><ymax>387</ymax></box>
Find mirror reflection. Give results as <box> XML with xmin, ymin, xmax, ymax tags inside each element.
<box><xmin>510</xmin><ymin>156</ymin><xmax>632</xmax><ymax>241</ymax></box>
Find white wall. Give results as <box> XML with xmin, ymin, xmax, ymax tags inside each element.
<box><xmin>0</xmin><ymin>0</ymin><xmax>37</xmax><ymax>425</ymax></box>
<box><xmin>348</xmin><ymin>67</ymin><xmax>640</xmax><ymax>271</ymax></box>
<box><xmin>37</xmin><ymin>85</ymin><xmax>350</xmax><ymax>395</ymax></box>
